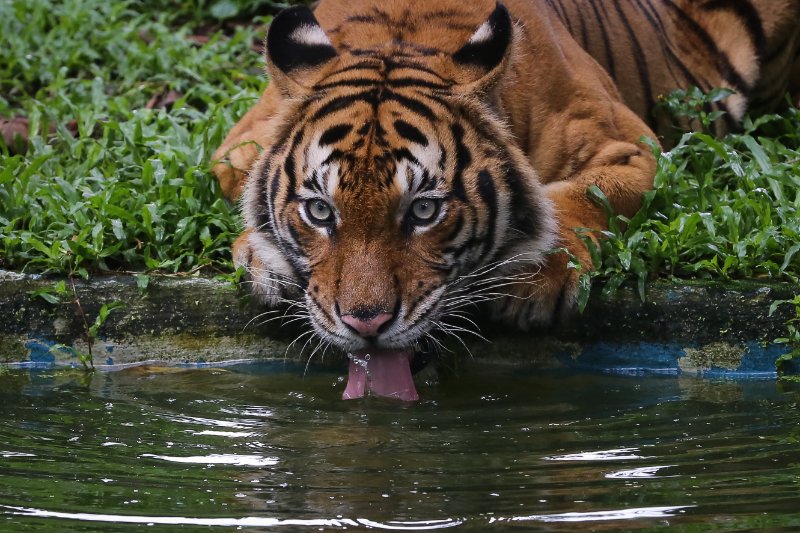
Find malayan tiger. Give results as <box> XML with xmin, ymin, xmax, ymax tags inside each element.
<box><xmin>212</xmin><ymin>0</ymin><xmax>800</xmax><ymax>400</ymax></box>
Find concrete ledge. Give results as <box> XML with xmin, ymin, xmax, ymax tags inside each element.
<box><xmin>1</xmin><ymin>269</ymin><xmax>796</xmax><ymax>377</ymax></box>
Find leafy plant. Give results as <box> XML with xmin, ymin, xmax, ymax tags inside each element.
<box><xmin>0</xmin><ymin>0</ymin><xmax>259</xmax><ymax>277</ymax></box>
<box><xmin>582</xmin><ymin>89</ymin><xmax>800</xmax><ymax>304</ymax></box>
<box><xmin>28</xmin><ymin>280</ymin><xmax>71</xmax><ymax>304</ymax></box>
<box><xmin>770</xmin><ymin>295</ymin><xmax>800</xmax><ymax>381</ymax></box>
<box><xmin>656</xmin><ymin>86</ymin><xmax>736</xmax><ymax>135</ymax></box>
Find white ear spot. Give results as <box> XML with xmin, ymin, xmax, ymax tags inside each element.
<box><xmin>468</xmin><ymin>21</ymin><xmax>493</xmax><ymax>44</ymax></box>
<box><xmin>290</xmin><ymin>24</ymin><xmax>333</xmax><ymax>47</ymax></box>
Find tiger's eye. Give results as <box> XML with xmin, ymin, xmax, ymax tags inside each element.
<box><xmin>306</xmin><ymin>199</ymin><xmax>333</xmax><ymax>224</ymax></box>
<box><xmin>409</xmin><ymin>198</ymin><xmax>440</xmax><ymax>224</ymax></box>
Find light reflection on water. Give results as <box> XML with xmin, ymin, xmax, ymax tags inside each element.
<box><xmin>543</xmin><ymin>446</ymin><xmax>652</xmax><ymax>461</ymax></box>
<box><xmin>1</xmin><ymin>503</ymin><xmax>691</xmax><ymax>528</ymax></box>
<box><xmin>140</xmin><ymin>453</ymin><xmax>280</xmax><ymax>467</ymax></box>
<box><xmin>1</xmin><ymin>364</ymin><xmax>800</xmax><ymax>531</ymax></box>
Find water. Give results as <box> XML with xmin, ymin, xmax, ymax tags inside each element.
<box><xmin>1</xmin><ymin>363</ymin><xmax>799</xmax><ymax>532</ymax></box>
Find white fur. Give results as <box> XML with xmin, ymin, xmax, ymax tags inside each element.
<box><xmin>468</xmin><ymin>21</ymin><xmax>493</xmax><ymax>44</ymax></box>
<box><xmin>409</xmin><ymin>142</ymin><xmax>442</xmax><ymax>175</ymax></box>
<box><xmin>305</xmin><ymin>138</ymin><xmax>333</xmax><ymax>176</ymax></box>
<box><xmin>290</xmin><ymin>24</ymin><xmax>332</xmax><ymax>47</ymax></box>
<box><xmin>324</xmin><ymin>162</ymin><xmax>341</xmax><ymax>198</ymax></box>
<box><xmin>726</xmin><ymin>93</ymin><xmax>748</xmax><ymax>123</ymax></box>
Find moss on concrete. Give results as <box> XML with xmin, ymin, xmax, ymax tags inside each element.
<box><xmin>0</xmin><ymin>270</ymin><xmax>796</xmax><ymax>375</ymax></box>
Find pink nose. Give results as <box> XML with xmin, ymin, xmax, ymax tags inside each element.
<box><xmin>341</xmin><ymin>312</ymin><xmax>394</xmax><ymax>337</ymax></box>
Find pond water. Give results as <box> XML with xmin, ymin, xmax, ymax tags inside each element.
<box><xmin>1</xmin><ymin>363</ymin><xmax>799</xmax><ymax>532</ymax></box>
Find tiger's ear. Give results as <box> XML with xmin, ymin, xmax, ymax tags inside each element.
<box><xmin>265</xmin><ymin>6</ymin><xmax>338</xmax><ymax>94</ymax></box>
<box><xmin>451</xmin><ymin>3</ymin><xmax>513</xmax><ymax>91</ymax></box>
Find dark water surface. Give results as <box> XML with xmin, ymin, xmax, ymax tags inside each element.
<box><xmin>1</xmin><ymin>363</ymin><xmax>799</xmax><ymax>532</ymax></box>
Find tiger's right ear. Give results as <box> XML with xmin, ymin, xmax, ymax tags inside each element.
<box><xmin>450</xmin><ymin>3</ymin><xmax>513</xmax><ymax>92</ymax></box>
<box><xmin>265</xmin><ymin>6</ymin><xmax>338</xmax><ymax>94</ymax></box>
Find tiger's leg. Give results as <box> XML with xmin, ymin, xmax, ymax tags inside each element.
<box><xmin>212</xmin><ymin>85</ymin><xmax>282</xmax><ymax>202</ymax></box>
<box><xmin>214</xmin><ymin>84</ymin><xmax>301</xmax><ymax>302</ymax></box>
<box><xmin>491</xmin><ymin>102</ymin><xmax>657</xmax><ymax>329</ymax></box>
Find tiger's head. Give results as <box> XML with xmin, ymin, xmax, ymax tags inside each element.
<box><xmin>238</xmin><ymin>3</ymin><xmax>555</xmax><ymax>399</ymax></box>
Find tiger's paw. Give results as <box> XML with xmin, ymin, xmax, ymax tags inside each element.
<box><xmin>488</xmin><ymin>225</ymin><xmax>594</xmax><ymax>331</ymax></box>
<box><xmin>487</xmin><ymin>250</ymin><xmax>579</xmax><ymax>330</ymax></box>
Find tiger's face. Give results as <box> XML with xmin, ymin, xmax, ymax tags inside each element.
<box><xmin>238</xmin><ymin>4</ymin><xmax>555</xmax><ymax>395</ymax></box>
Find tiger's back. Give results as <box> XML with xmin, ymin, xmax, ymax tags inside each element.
<box><xmin>544</xmin><ymin>0</ymin><xmax>800</xmax><ymax>135</ymax></box>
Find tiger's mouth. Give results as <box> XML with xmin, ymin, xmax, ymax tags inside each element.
<box><xmin>342</xmin><ymin>348</ymin><xmax>418</xmax><ymax>401</ymax></box>
<box><xmin>341</xmin><ymin>348</ymin><xmax>435</xmax><ymax>401</ymax></box>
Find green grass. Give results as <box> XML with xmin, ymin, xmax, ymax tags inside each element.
<box><xmin>0</xmin><ymin>0</ymin><xmax>274</xmax><ymax>277</ymax></box>
<box><xmin>1</xmin><ymin>0</ymin><xmax>798</xmax><ymax>293</ymax></box>
<box><xmin>584</xmin><ymin>89</ymin><xmax>800</xmax><ymax>301</ymax></box>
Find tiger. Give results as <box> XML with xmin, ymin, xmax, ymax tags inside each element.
<box><xmin>212</xmin><ymin>0</ymin><xmax>800</xmax><ymax>400</ymax></box>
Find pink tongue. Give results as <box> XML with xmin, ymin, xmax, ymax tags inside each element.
<box><xmin>342</xmin><ymin>348</ymin><xmax>419</xmax><ymax>401</ymax></box>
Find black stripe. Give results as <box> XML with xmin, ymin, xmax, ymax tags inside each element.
<box><xmin>313</xmin><ymin>76</ymin><xmax>451</xmax><ymax>92</ymax></box>
<box><xmin>636</xmin><ymin>0</ymin><xmax>708</xmax><ymax>93</ymax></box>
<box><xmin>570</xmin><ymin>0</ymin><xmax>590</xmax><ymax>49</ymax></box>
<box><xmin>392</xmin><ymin>147</ymin><xmax>420</xmax><ymax>165</ymax></box>
<box><xmin>320</xmin><ymin>148</ymin><xmax>344</xmax><ymax>167</ymax></box>
<box><xmin>285</xmin><ymin>223</ymin><xmax>309</xmax><ymax>280</ymax></box>
<box><xmin>393</xmin><ymin>119</ymin><xmax>428</xmax><ymax>146</ymax></box>
<box><xmin>313</xmin><ymin>78</ymin><xmax>380</xmax><ymax>90</ymax></box>
<box><xmin>387</xmin><ymin>77</ymin><xmax>452</xmax><ymax>90</ymax></box>
<box><xmin>547</xmin><ymin>0</ymin><xmax>573</xmax><ymax>32</ymax></box>
<box><xmin>319</xmin><ymin>124</ymin><xmax>352</xmax><ymax>146</ymax></box>
<box><xmin>443</xmin><ymin>212</ymin><xmax>465</xmax><ymax>245</ymax></box>
<box><xmin>282</xmin><ymin>130</ymin><xmax>305</xmax><ymax>204</ymax></box>
<box><xmin>326</xmin><ymin>60</ymin><xmax>383</xmax><ymax>77</ymax></box>
<box><xmin>382</xmin><ymin>90</ymin><xmax>436</xmax><ymax>120</ymax></box>
<box><xmin>587</xmin><ymin>0</ymin><xmax>617</xmax><ymax>80</ymax></box>
<box><xmin>256</xmin><ymin>162</ymin><xmax>274</xmax><ymax>235</ymax></box>
<box><xmin>450</xmin><ymin>123</ymin><xmax>470</xmax><ymax>202</ymax></box>
<box><xmin>476</xmin><ymin>170</ymin><xmax>498</xmax><ymax>252</ymax></box>
<box><xmin>384</xmin><ymin>59</ymin><xmax>452</xmax><ymax>83</ymax></box>
<box><xmin>662</xmin><ymin>0</ymin><xmax>752</xmax><ymax>93</ymax></box>
<box><xmin>612</xmin><ymin>0</ymin><xmax>656</xmax><ymax>115</ymax></box>
<box><xmin>309</xmin><ymin>293</ymin><xmax>335</xmax><ymax>324</ymax></box>
<box><xmin>310</xmin><ymin>90</ymin><xmax>379</xmax><ymax>121</ymax></box>
<box><xmin>701</xmin><ymin>0</ymin><xmax>766</xmax><ymax>58</ymax></box>
<box><xmin>345</xmin><ymin>14</ymin><xmax>377</xmax><ymax>24</ymax></box>
<box><xmin>302</xmin><ymin>169</ymin><xmax>324</xmax><ymax>194</ymax></box>
<box><xmin>503</xmin><ymin>164</ymin><xmax>540</xmax><ymax>242</ymax></box>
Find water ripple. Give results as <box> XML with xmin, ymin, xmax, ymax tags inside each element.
<box><xmin>140</xmin><ymin>453</ymin><xmax>279</xmax><ymax>467</ymax></box>
<box><xmin>544</xmin><ymin>447</ymin><xmax>653</xmax><ymax>461</ymax></box>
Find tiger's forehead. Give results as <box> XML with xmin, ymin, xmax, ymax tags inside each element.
<box><xmin>300</xmin><ymin>123</ymin><xmax>443</xmax><ymax>200</ymax></box>
<box><xmin>297</xmin><ymin>80</ymin><xmax>446</xmax><ymax>197</ymax></box>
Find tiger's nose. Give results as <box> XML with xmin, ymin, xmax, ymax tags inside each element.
<box><xmin>340</xmin><ymin>310</ymin><xmax>394</xmax><ymax>338</ymax></box>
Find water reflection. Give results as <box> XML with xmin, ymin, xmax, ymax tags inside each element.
<box><xmin>1</xmin><ymin>365</ymin><xmax>799</xmax><ymax>531</ymax></box>
<box><xmin>605</xmin><ymin>465</ymin><xmax>677</xmax><ymax>479</ymax></box>
<box><xmin>1</xmin><ymin>503</ymin><xmax>692</xmax><ymax>528</ymax></box>
<box><xmin>140</xmin><ymin>453</ymin><xmax>279</xmax><ymax>467</ymax></box>
<box><xmin>544</xmin><ymin>447</ymin><xmax>652</xmax><ymax>461</ymax></box>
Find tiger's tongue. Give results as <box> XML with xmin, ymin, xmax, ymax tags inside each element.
<box><xmin>342</xmin><ymin>348</ymin><xmax>419</xmax><ymax>401</ymax></box>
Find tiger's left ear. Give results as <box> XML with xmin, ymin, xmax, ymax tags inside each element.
<box><xmin>265</xmin><ymin>6</ymin><xmax>338</xmax><ymax>94</ymax></box>
<box><xmin>451</xmin><ymin>3</ymin><xmax>513</xmax><ymax>91</ymax></box>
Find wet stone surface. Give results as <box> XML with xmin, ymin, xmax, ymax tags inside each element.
<box><xmin>0</xmin><ymin>270</ymin><xmax>796</xmax><ymax>376</ymax></box>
